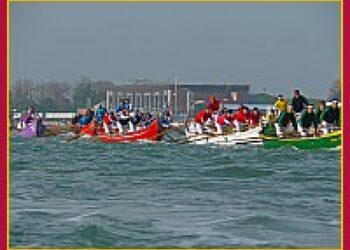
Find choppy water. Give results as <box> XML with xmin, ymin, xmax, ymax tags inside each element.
<box><xmin>10</xmin><ymin>136</ymin><xmax>340</xmax><ymax>247</ymax></box>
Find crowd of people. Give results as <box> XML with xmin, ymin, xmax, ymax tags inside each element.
<box><xmin>188</xmin><ymin>89</ymin><xmax>341</xmax><ymax>137</ymax></box>
<box><xmin>16</xmin><ymin>88</ymin><xmax>340</xmax><ymax>139</ymax></box>
<box><xmin>71</xmin><ymin>98</ymin><xmax>173</xmax><ymax>134</ymax></box>
<box><xmin>188</xmin><ymin>96</ymin><xmax>263</xmax><ymax>135</ymax></box>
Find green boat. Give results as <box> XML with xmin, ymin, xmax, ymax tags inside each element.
<box><xmin>263</xmin><ymin>130</ymin><xmax>341</xmax><ymax>150</ymax></box>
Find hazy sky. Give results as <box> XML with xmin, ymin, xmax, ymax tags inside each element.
<box><xmin>10</xmin><ymin>3</ymin><xmax>340</xmax><ymax>98</ymax></box>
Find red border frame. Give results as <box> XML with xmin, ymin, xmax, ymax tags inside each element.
<box><xmin>343</xmin><ymin>0</ymin><xmax>348</xmax><ymax>249</ymax></box>
<box><xmin>1</xmin><ymin>0</ymin><xmax>7</xmax><ymax>249</ymax></box>
<box><xmin>0</xmin><ymin>1</ymin><xmax>347</xmax><ymax>249</ymax></box>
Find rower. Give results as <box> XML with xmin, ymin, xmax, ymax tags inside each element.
<box><xmin>117</xmin><ymin>109</ymin><xmax>131</xmax><ymax>134</ymax></box>
<box><xmin>194</xmin><ymin>108</ymin><xmax>212</xmax><ymax>134</ymax></box>
<box><xmin>276</xmin><ymin>104</ymin><xmax>298</xmax><ymax>137</ymax></box>
<box><xmin>299</xmin><ymin>104</ymin><xmax>318</xmax><ymax>137</ymax></box>
<box><xmin>274</xmin><ymin>95</ymin><xmax>288</xmax><ymax>116</ymax></box>
<box><xmin>78</xmin><ymin>114</ymin><xmax>91</xmax><ymax>127</ymax></box>
<box><xmin>215</xmin><ymin>109</ymin><xmax>234</xmax><ymax>134</ymax></box>
<box><xmin>249</xmin><ymin>107</ymin><xmax>262</xmax><ymax>127</ymax></box>
<box><xmin>321</xmin><ymin>99</ymin><xmax>340</xmax><ymax>134</ymax></box>
<box><xmin>159</xmin><ymin>106</ymin><xmax>173</xmax><ymax>127</ymax></box>
<box><xmin>103</xmin><ymin>112</ymin><xmax>114</xmax><ymax>134</ymax></box>
<box><xmin>234</xmin><ymin>105</ymin><xmax>250</xmax><ymax>132</ymax></box>
<box><xmin>131</xmin><ymin>109</ymin><xmax>144</xmax><ymax>130</ymax></box>
<box><xmin>316</xmin><ymin>100</ymin><xmax>326</xmax><ymax>124</ymax></box>
<box><xmin>292</xmin><ymin>89</ymin><xmax>309</xmax><ymax>114</ymax></box>
<box><xmin>262</xmin><ymin>109</ymin><xmax>277</xmax><ymax>136</ymax></box>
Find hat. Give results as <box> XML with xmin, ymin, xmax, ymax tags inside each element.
<box><xmin>332</xmin><ymin>99</ymin><xmax>338</xmax><ymax>103</ymax></box>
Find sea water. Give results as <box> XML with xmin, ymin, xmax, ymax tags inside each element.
<box><xmin>10</xmin><ymin>136</ymin><xmax>340</xmax><ymax>247</ymax></box>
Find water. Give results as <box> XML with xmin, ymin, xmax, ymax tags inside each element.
<box><xmin>10</xmin><ymin>136</ymin><xmax>340</xmax><ymax>247</ymax></box>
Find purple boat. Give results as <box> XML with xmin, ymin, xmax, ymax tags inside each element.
<box><xmin>17</xmin><ymin>119</ymin><xmax>46</xmax><ymax>138</ymax></box>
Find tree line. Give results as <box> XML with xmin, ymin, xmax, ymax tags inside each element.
<box><xmin>10</xmin><ymin>77</ymin><xmax>341</xmax><ymax>112</ymax></box>
<box><xmin>10</xmin><ymin>77</ymin><xmax>115</xmax><ymax>112</ymax></box>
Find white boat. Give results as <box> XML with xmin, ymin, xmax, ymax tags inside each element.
<box><xmin>185</xmin><ymin>127</ymin><xmax>263</xmax><ymax>145</ymax></box>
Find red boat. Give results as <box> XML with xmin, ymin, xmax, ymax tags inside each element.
<box><xmin>79</xmin><ymin>123</ymin><xmax>104</xmax><ymax>137</ymax></box>
<box><xmin>98</xmin><ymin>119</ymin><xmax>160</xmax><ymax>143</ymax></box>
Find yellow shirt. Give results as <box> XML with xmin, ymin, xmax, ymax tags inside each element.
<box><xmin>274</xmin><ymin>99</ymin><xmax>288</xmax><ymax>112</ymax></box>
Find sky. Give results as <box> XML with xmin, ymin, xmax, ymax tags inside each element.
<box><xmin>10</xmin><ymin>3</ymin><xmax>340</xmax><ymax>98</ymax></box>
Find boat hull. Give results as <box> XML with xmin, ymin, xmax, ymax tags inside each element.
<box><xmin>16</xmin><ymin>120</ymin><xmax>46</xmax><ymax>138</ymax></box>
<box><xmin>98</xmin><ymin>119</ymin><xmax>159</xmax><ymax>143</ymax></box>
<box><xmin>185</xmin><ymin>127</ymin><xmax>263</xmax><ymax>145</ymax></box>
<box><xmin>263</xmin><ymin>131</ymin><xmax>341</xmax><ymax>150</ymax></box>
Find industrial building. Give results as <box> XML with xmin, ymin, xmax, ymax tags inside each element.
<box><xmin>106</xmin><ymin>82</ymin><xmax>250</xmax><ymax>116</ymax></box>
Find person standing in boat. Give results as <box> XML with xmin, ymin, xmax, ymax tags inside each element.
<box><xmin>276</xmin><ymin>104</ymin><xmax>298</xmax><ymax>137</ymax></box>
<box><xmin>321</xmin><ymin>99</ymin><xmax>340</xmax><ymax>133</ymax></box>
<box><xmin>234</xmin><ymin>105</ymin><xmax>250</xmax><ymax>132</ymax></box>
<box><xmin>207</xmin><ymin>96</ymin><xmax>221</xmax><ymax>113</ymax></box>
<box><xmin>299</xmin><ymin>104</ymin><xmax>318</xmax><ymax>136</ymax></box>
<box><xmin>292</xmin><ymin>89</ymin><xmax>309</xmax><ymax>114</ymax></box>
<box><xmin>194</xmin><ymin>108</ymin><xmax>212</xmax><ymax>134</ymax></box>
<box><xmin>274</xmin><ymin>95</ymin><xmax>288</xmax><ymax>116</ymax></box>
<box><xmin>116</xmin><ymin>98</ymin><xmax>131</xmax><ymax>113</ymax></box>
<box><xmin>95</xmin><ymin>104</ymin><xmax>107</xmax><ymax>123</ymax></box>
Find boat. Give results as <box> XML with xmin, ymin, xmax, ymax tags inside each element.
<box><xmin>16</xmin><ymin>119</ymin><xmax>46</xmax><ymax>138</ymax></box>
<box><xmin>98</xmin><ymin>118</ymin><xmax>160</xmax><ymax>143</ymax></box>
<box><xmin>185</xmin><ymin>126</ymin><xmax>263</xmax><ymax>145</ymax></box>
<box><xmin>262</xmin><ymin>130</ymin><xmax>341</xmax><ymax>150</ymax></box>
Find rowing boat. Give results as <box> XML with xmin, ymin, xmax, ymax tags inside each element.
<box><xmin>98</xmin><ymin>119</ymin><xmax>160</xmax><ymax>143</ymax></box>
<box><xmin>263</xmin><ymin>130</ymin><xmax>341</xmax><ymax>150</ymax></box>
<box><xmin>185</xmin><ymin>127</ymin><xmax>263</xmax><ymax>145</ymax></box>
<box><xmin>16</xmin><ymin>120</ymin><xmax>46</xmax><ymax>138</ymax></box>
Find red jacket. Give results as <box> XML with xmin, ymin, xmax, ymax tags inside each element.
<box><xmin>217</xmin><ymin>114</ymin><xmax>235</xmax><ymax>126</ymax></box>
<box><xmin>207</xmin><ymin>100</ymin><xmax>221</xmax><ymax>113</ymax></box>
<box><xmin>195</xmin><ymin>110</ymin><xmax>212</xmax><ymax>124</ymax></box>
<box><xmin>235</xmin><ymin>110</ymin><xmax>250</xmax><ymax>123</ymax></box>
<box><xmin>249</xmin><ymin>111</ymin><xmax>261</xmax><ymax>125</ymax></box>
<box><xmin>103</xmin><ymin>114</ymin><xmax>113</xmax><ymax>125</ymax></box>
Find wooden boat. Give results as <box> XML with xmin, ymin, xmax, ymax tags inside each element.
<box><xmin>185</xmin><ymin>127</ymin><xmax>263</xmax><ymax>145</ymax></box>
<box><xmin>98</xmin><ymin>119</ymin><xmax>160</xmax><ymax>143</ymax></box>
<box><xmin>263</xmin><ymin>130</ymin><xmax>341</xmax><ymax>150</ymax></box>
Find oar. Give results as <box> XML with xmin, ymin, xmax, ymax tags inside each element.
<box><xmin>66</xmin><ymin>134</ymin><xmax>83</xmax><ymax>142</ymax></box>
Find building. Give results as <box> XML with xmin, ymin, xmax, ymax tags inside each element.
<box><xmin>106</xmin><ymin>82</ymin><xmax>250</xmax><ymax>116</ymax></box>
